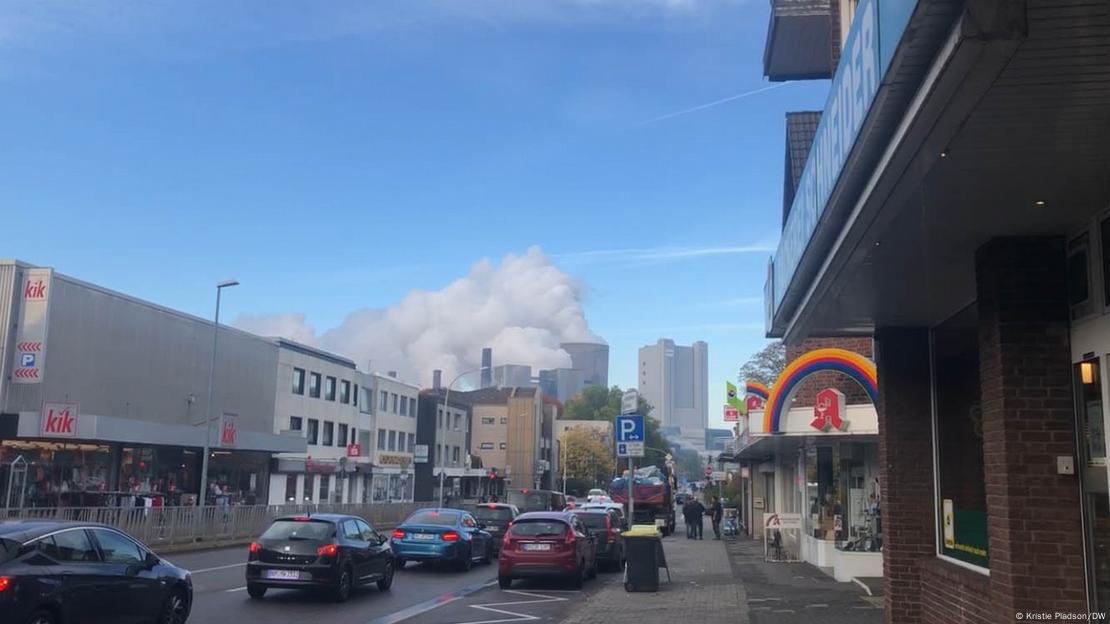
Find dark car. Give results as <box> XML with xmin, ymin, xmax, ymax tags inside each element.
<box><xmin>498</xmin><ymin>511</ymin><xmax>597</xmax><ymax>589</ymax></box>
<box><xmin>246</xmin><ymin>513</ymin><xmax>394</xmax><ymax>602</ymax></box>
<box><xmin>391</xmin><ymin>508</ymin><xmax>494</xmax><ymax>571</ymax></box>
<box><xmin>468</xmin><ymin>503</ymin><xmax>519</xmax><ymax>555</ymax></box>
<box><xmin>0</xmin><ymin>520</ymin><xmax>193</xmax><ymax>624</ymax></box>
<box><xmin>506</xmin><ymin>489</ymin><xmax>567</xmax><ymax>513</ymax></box>
<box><xmin>572</xmin><ymin>509</ymin><xmax>624</xmax><ymax>571</ymax></box>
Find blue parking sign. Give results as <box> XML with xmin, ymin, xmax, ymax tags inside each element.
<box><xmin>615</xmin><ymin>414</ymin><xmax>644</xmax><ymax>442</ymax></box>
<box><xmin>20</xmin><ymin>353</ymin><xmax>35</xmax><ymax>367</ymax></box>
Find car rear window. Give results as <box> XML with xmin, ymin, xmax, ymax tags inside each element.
<box><xmin>261</xmin><ymin>520</ymin><xmax>334</xmax><ymax>541</ymax></box>
<box><xmin>574</xmin><ymin>513</ymin><xmax>609</xmax><ymax>530</ymax></box>
<box><xmin>471</xmin><ymin>506</ymin><xmax>513</xmax><ymax>521</ymax></box>
<box><xmin>406</xmin><ymin>510</ymin><xmax>460</xmax><ymax>526</ymax></box>
<box><xmin>509</xmin><ymin>520</ymin><xmax>568</xmax><ymax>537</ymax></box>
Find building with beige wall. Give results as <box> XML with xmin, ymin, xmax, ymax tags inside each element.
<box><xmin>458</xmin><ymin>387</ymin><xmax>550</xmax><ymax>495</ymax></box>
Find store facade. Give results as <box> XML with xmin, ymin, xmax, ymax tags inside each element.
<box><xmin>0</xmin><ymin>261</ymin><xmax>305</xmax><ymax>509</ymax></box>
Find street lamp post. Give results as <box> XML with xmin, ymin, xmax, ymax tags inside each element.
<box><xmin>439</xmin><ymin>365</ymin><xmax>488</xmax><ymax>508</ymax></box>
<box><xmin>198</xmin><ymin>279</ymin><xmax>238</xmax><ymax>512</ymax></box>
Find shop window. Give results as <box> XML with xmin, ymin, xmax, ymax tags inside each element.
<box><xmin>285</xmin><ymin>474</ymin><xmax>297</xmax><ymax>502</ymax></box>
<box><xmin>1076</xmin><ymin>357</ymin><xmax>1110</xmax><ymax>608</ymax></box>
<box><xmin>307</xmin><ymin>419</ymin><xmax>319</xmax><ymax>445</ymax></box>
<box><xmin>325</xmin><ymin>376</ymin><xmax>337</xmax><ymax>401</ymax></box>
<box><xmin>340</xmin><ymin>380</ymin><xmax>351</xmax><ymax>405</ymax></box>
<box><xmin>319</xmin><ymin>475</ymin><xmax>330</xmax><ymax>502</ymax></box>
<box><xmin>206</xmin><ymin>450</ymin><xmax>266</xmax><ymax>505</ymax></box>
<box><xmin>932</xmin><ymin>304</ymin><xmax>988</xmax><ymax>569</ymax></box>
<box><xmin>338</xmin><ymin>424</ymin><xmax>348</xmax><ymax>448</ymax></box>
<box><xmin>309</xmin><ymin>373</ymin><xmax>321</xmax><ymax>398</ymax></box>
<box><xmin>378</xmin><ymin>430</ymin><xmax>386</xmax><ymax>450</ymax></box>
<box><xmin>120</xmin><ymin>445</ymin><xmax>198</xmax><ymax>505</ymax></box>
<box><xmin>292</xmin><ymin>368</ymin><xmax>305</xmax><ymax>395</ymax></box>
<box><xmin>289</xmin><ymin>416</ymin><xmax>302</xmax><ymax>432</ymax></box>
<box><xmin>323</xmin><ymin>422</ymin><xmax>334</xmax><ymax>446</ymax></box>
<box><xmin>1078</xmin><ymin>359</ymin><xmax>1107</xmax><ymax>461</ymax></box>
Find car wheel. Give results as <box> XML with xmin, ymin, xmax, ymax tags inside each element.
<box><xmin>332</xmin><ymin>565</ymin><xmax>353</xmax><ymax>602</ymax></box>
<box><xmin>587</xmin><ymin>557</ymin><xmax>598</xmax><ymax>579</ymax></box>
<box><xmin>498</xmin><ymin>574</ymin><xmax>512</xmax><ymax>589</ymax></box>
<box><xmin>570</xmin><ymin>562</ymin><xmax>585</xmax><ymax>589</ymax></box>
<box><xmin>25</xmin><ymin>610</ymin><xmax>57</xmax><ymax>624</ymax></box>
<box><xmin>247</xmin><ymin>584</ymin><xmax>267</xmax><ymax>600</ymax></box>
<box><xmin>158</xmin><ymin>589</ymin><xmax>189</xmax><ymax>624</ymax></box>
<box><xmin>377</xmin><ymin>561</ymin><xmax>395</xmax><ymax>591</ymax></box>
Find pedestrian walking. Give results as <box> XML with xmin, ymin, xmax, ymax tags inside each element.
<box><xmin>690</xmin><ymin>498</ymin><xmax>706</xmax><ymax>540</ymax></box>
<box><xmin>682</xmin><ymin>499</ymin><xmax>695</xmax><ymax>539</ymax></box>
<box><xmin>709</xmin><ymin>496</ymin><xmax>723</xmax><ymax>539</ymax></box>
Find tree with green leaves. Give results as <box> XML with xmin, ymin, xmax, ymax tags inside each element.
<box><xmin>739</xmin><ymin>341</ymin><xmax>786</xmax><ymax>386</ymax></box>
<box><xmin>561</xmin><ymin>385</ymin><xmax>672</xmax><ymax>470</ymax></box>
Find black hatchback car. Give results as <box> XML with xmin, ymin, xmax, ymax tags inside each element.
<box><xmin>0</xmin><ymin>520</ymin><xmax>193</xmax><ymax>624</ymax></box>
<box><xmin>467</xmin><ymin>503</ymin><xmax>519</xmax><ymax>555</ymax></box>
<box><xmin>246</xmin><ymin>513</ymin><xmax>394</xmax><ymax>602</ymax></box>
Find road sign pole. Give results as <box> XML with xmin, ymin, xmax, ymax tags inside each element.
<box><xmin>628</xmin><ymin>456</ymin><xmax>634</xmax><ymax>527</ymax></box>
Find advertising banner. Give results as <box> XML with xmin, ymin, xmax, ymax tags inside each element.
<box><xmin>13</xmin><ymin>268</ymin><xmax>53</xmax><ymax>384</ymax></box>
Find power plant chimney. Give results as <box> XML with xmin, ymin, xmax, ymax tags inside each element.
<box><xmin>481</xmin><ymin>348</ymin><xmax>492</xmax><ymax>388</ymax></box>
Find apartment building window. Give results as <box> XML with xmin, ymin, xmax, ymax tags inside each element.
<box><xmin>438</xmin><ymin>410</ymin><xmax>444</xmax><ymax>429</ymax></box>
<box><xmin>284</xmin><ymin>475</ymin><xmax>297</xmax><ymax>502</ymax></box>
<box><xmin>340</xmin><ymin>380</ymin><xmax>351</xmax><ymax>404</ymax></box>
<box><xmin>307</xmin><ymin>419</ymin><xmax>319</xmax><ymax>445</ymax></box>
<box><xmin>482</xmin><ymin>417</ymin><xmax>495</xmax><ymax>425</ymax></box>
<box><xmin>338</xmin><ymin>424</ymin><xmax>348</xmax><ymax>448</ymax></box>
<box><xmin>400</xmin><ymin>396</ymin><xmax>408</xmax><ymax>416</ymax></box>
<box><xmin>407</xmin><ymin>433</ymin><xmax>415</xmax><ymax>453</ymax></box>
<box><xmin>500</xmin><ymin>417</ymin><xmax>508</xmax><ymax>424</ymax></box>
<box><xmin>360</xmin><ymin>387</ymin><xmax>371</xmax><ymax>414</ymax></box>
<box><xmin>349</xmin><ymin>427</ymin><xmax>358</xmax><ymax>445</ymax></box>
<box><xmin>499</xmin><ymin>442</ymin><xmax>507</xmax><ymax>450</ymax></box>
<box><xmin>454</xmin><ymin>414</ymin><xmax>461</xmax><ymax>431</ymax></box>
<box><xmin>325</xmin><ymin>376</ymin><xmax>337</xmax><ymax>401</ymax></box>
<box><xmin>436</xmin><ymin>445</ymin><xmax>442</xmax><ymax>465</ymax></box>
<box><xmin>377</xmin><ymin>430</ymin><xmax>386</xmax><ymax>450</ymax></box>
<box><xmin>391</xmin><ymin>393</ymin><xmax>399</xmax><ymax>413</ymax></box>
<box><xmin>480</xmin><ymin>442</ymin><xmax>494</xmax><ymax>450</ymax></box>
<box><xmin>410</xmin><ymin>397</ymin><xmax>418</xmax><ymax>417</ymax></box>
<box><xmin>452</xmin><ymin>447</ymin><xmax>460</xmax><ymax>464</ymax></box>
<box><xmin>319</xmin><ymin>475</ymin><xmax>330</xmax><ymax>502</ymax></box>
<box><xmin>309</xmin><ymin>373</ymin><xmax>321</xmax><ymax>398</ymax></box>
<box><xmin>292</xmin><ymin>368</ymin><xmax>305</xmax><ymax>395</ymax></box>
<box><xmin>387</xmin><ymin>430</ymin><xmax>397</xmax><ymax>451</ymax></box>
<box><xmin>323</xmin><ymin>421</ymin><xmax>334</xmax><ymax>446</ymax></box>
<box><xmin>353</xmin><ymin>384</ymin><xmax>359</xmax><ymax>407</ymax></box>
<box><xmin>289</xmin><ymin>416</ymin><xmax>303</xmax><ymax>432</ymax></box>
<box><xmin>380</xmin><ymin>390</ymin><xmax>388</xmax><ymax>411</ymax></box>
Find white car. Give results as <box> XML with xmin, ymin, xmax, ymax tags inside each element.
<box><xmin>581</xmin><ymin>502</ymin><xmax>624</xmax><ymax>521</ymax></box>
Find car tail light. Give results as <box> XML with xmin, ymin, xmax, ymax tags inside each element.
<box><xmin>442</xmin><ymin>530</ymin><xmax>460</xmax><ymax>542</ymax></box>
<box><xmin>391</xmin><ymin>529</ymin><xmax>405</xmax><ymax>540</ymax></box>
<box><xmin>316</xmin><ymin>543</ymin><xmax>338</xmax><ymax>558</ymax></box>
<box><xmin>248</xmin><ymin>541</ymin><xmax>261</xmax><ymax>560</ymax></box>
<box><xmin>0</xmin><ymin>577</ymin><xmax>11</xmax><ymax>593</ymax></box>
<box><xmin>562</xmin><ymin>527</ymin><xmax>576</xmax><ymax>550</ymax></box>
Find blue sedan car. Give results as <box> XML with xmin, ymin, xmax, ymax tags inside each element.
<box><xmin>390</xmin><ymin>508</ymin><xmax>494</xmax><ymax>571</ymax></box>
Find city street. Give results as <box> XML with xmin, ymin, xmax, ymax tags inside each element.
<box><xmin>169</xmin><ymin>545</ymin><xmax>610</xmax><ymax>624</ymax></box>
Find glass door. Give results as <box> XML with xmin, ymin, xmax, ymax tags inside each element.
<box><xmin>1076</xmin><ymin>357</ymin><xmax>1110</xmax><ymax>609</ymax></box>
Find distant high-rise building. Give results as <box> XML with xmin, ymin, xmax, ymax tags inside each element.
<box><xmin>493</xmin><ymin>364</ymin><xmax>533</xmax><ymax>388</ymax></box>
<box><xmin>480</xmin><ymin>348</ymin><xmax>493</xmax><ymax>388</ymax></box>
<box><xmin>638</xmin><ymin>339</ymin><xmax>708</xmax><ymax>433</ymax></box>
<box><xmin>538</xmin><ymin>368</ymin><xmax>586</xmax><ymax>403</ymax></box>
<box><xmin>560</xmin><ymin>342</ymin><xmax>609</xmax><ymax>388</ymax></box>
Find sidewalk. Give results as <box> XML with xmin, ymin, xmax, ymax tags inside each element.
<box><xmin>560</xmin><ymin>517</ymin><xmax>882</xmax><ymax>624</ymax></box>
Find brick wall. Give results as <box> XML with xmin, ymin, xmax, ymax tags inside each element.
<box><xmin>875</xmin><ymin>328</ymin><xmax>939</xmax><ymax>624</ymax></box>
<box><xmin>785</xmin><ymin>336</ymin><xmax>873</xmax><ymax>407</ymax></box>
<box><xmin>920</xmin><ymin>559</ymin><xmax>992</xmax><ymax>624</ymax></box>
<box><xmin>975</xmin><ymin>237</ymin><xmax>1086</xmax><ymax>615</ymax></box>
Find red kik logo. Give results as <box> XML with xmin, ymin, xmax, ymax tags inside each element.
<box><xmin>23</xmin><ymin>279</ymin><xmax>46</xmax><ymax>300</ymax></box>
<box><xmin>221</xmin><ymin>421</ymin><xmax>237</xmax><ymax>446</ymax></box>
<box><xmin>43</xmin><ymin>407</ymin><xmax>75</xmax><ymax>435</ymax></box>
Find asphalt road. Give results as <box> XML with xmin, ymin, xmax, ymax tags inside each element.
<box><xmin>167</xmin><ymin>545</ymin><xmax>610</xmax><ymax>624</ymax></box>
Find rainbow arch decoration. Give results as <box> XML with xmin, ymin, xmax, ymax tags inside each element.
<box><xmin>745</xmin><ymin>380</ymin><xmax>770</xmax><ymax>401</ymax></box>
<box><xmin>763</xmin><ymin>348</ymin><xmax>878</xmax><ymax>434</ymax></box>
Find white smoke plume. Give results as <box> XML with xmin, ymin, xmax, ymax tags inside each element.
<box><xmin>233</xmin><ymin>246</ymin><xmax>603</xmax><ymax>387</ymax></box>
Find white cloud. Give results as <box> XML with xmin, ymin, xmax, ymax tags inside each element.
<box><xmin>233</xmin><ymin>246</ymin><xmax>602</xmax><ymax>386</ymax></box>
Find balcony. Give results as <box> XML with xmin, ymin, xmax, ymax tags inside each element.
<box><xmin>763</xmin><ymin>0</ymin><xmax>834</xmax><ymax>81</ymax></box>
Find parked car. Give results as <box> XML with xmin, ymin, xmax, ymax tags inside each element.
<box><xmin>579</xmin><ymin>502</ymin><xmax>625</xmax><ymax>524</ymax></box>
<box><xmin>572</xmin><ymin>509</ymin><xmax>624</xmax><ymax>571</ymax></box>
<box><xmin>587</xmin><ymin>488</ymin><xmax>606</xmax><ymax>499</ymax></box>
<box><xmin>391</xmin><ymin>508</ymin><xmax>493</xmax><ymax>571</ymax></box>
<box><xmin>468</xmin><ymin>503</ymin><xmax>520</xmax><ymax>555</ymax></box>
<box><xmin>246</xmin><ymin>513</ymin><xmax>394</xmax><ymax>602</ymax></box>
<box><xmin>498</xmin><ymin>511</ymin><xmax>597</xmax><ymax>589</ymax></box>
<box><xmin>506</xmin><ymin>488</ymin><xmax>567</xmax><ymax>513</ymax></box>
<box><xmin>0</xmin><ymin>520</ymin><xmax>193</xmax><ymax>624</ymax></box>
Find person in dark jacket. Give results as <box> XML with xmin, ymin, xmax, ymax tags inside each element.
<box><xmin>682</xmin><ymin>499</ymin><xmax>695</xmax><ymax>538</ymax></box>
<box><xmin>709</xmin><ymin>496</ymin><xmax>724</xmax><ymax>539</ymax></box>
<box><xmin>689</xmin><ymin>498</ymin><xmax>706</xmax><ymax>540</ymax></box>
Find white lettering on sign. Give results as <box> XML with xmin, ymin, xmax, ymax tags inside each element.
<box><xmin>41</xmin><ymin>401</ymin><xmax>78</xmax><ymax>437</ymax></box>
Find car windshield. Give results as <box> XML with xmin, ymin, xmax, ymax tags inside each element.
<box><xmin>406</xmin><ymin>511</ymin><xmax>460</xmax><ymax>526</ymax></box>
<box><xmin>261</xmin><ymin>520</ymin><xmax>334</xmax><ymax>541</ymax></box>
<box><xmin>507</xmin><ymin>491</ymin><xmax>552</xmax><ymax>511</ymax></box>
<box><xmin>574</xmin><ymin>513</ymin><xmax>609</xmax><ymax>530</ymax></box>
<box><xmin>510</xmin><ymin>520</ymin><xmax>568</xmax><ymax>537</ymax></box>
<box><xmin>471</xmin><ymin>506</ymin><xmax>513</xmax><ymax>521</ymax></box>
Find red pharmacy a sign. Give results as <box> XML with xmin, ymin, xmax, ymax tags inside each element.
<box><xmin>811</xmin><ymin>388</ymin><xmax>849</xmax><ymax>432</ymax></box>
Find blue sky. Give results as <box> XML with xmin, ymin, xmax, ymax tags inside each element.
<box><xmin>0</xmin><ymin>1</ymin><xmax>828</xmax><ymax>427</ymax></box>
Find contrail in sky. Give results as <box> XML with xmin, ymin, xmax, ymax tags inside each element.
<box><xmin>642</xmin><ymin>82</ymin><xmax>791</xmax><ymax>124</ymax></box>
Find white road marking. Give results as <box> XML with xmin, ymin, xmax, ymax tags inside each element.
<box><xmin>452</xmin><ymin>589</ymin><xmax>570</xmax><ymax>624</ymax></box>
<box><xmin>189</xmin><ymin>562</ymin><xmax>247</xmax><ymax>574</ymax></box>
<box><xmin>225</xmin><ymin>587</ymin><xmax>248</xmax><ymax>593</ymax></box>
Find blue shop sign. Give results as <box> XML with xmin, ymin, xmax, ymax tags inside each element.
<box><xmin>771</xmin><ymin>0</ymin><xmax>917</xmax><ymax>314</ymax></box>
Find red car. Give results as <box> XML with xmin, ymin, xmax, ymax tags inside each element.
<box><xmin>498</xmin><ymin>512</ymin><xmax>597</xmax><ymax>589</ymax></box>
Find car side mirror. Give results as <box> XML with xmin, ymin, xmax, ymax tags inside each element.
<box><xmin>144</xmin><ymin>552</ymin><xmax>159</xmax><ymax>569</ymax></box>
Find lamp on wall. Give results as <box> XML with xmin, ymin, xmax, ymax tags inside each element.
<box><xmin>1081</xmin><ymin>361</ymin><xmax>1096</xmax><ymax>385</ymax></box>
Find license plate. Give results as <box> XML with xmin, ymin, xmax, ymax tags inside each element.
<box><xmin>265</xmin><ymin>569</ymin><xmax>300</xmax><ymax>580</ymax></box>
<box><xmin>413</xmin><ymin>533</ymin><xmax>436</xmax><ymax>540</ymax></box>
<box><xmin>487</xmin><ymin>527</ymin><xmax>500</xmax><ymax>532</ymax></box>
<box><xmin>522</xmin><ymin>543</ymin><xmax>551</xmax><ymax>551</ymax></box>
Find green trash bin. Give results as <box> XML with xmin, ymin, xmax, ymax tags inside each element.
<box><xmin>623</xmin><ymin>534</ymin><xmax>661</xmax><ymax>592</ymax></box>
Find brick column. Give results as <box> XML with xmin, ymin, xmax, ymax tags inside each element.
<box><xmin>976</xmin><ymin>237</ymin><xmax>1086</xmax><ymax>616</ymax></box>
<box><xmin>875</xmin><ymin>327</ymin><xmax>935</xmax><ymax>624</ymax></box>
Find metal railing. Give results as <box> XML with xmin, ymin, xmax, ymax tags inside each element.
<box><xmin>1</xmin><ymin>502</ymin><xmax>435</xmax><ymax>550</ymax></box>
